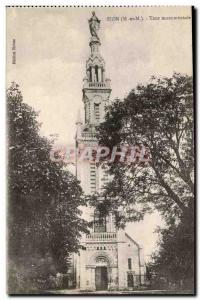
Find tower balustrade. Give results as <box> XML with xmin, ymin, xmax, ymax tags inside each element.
<box><xmin>85</xmin><ymin>232</ymin><xmax>117</xmax><ymax>242</ymax></box>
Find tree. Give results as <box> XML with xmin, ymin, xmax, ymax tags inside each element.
<box><xmin>149</xmin><ymin>203</ymin><xmax>194</xmax><ymax>290</ymax></box>
<box><xmin>7</xmin><ymin>82</ymin><xmax>88</xmax><ymax>293</ymax></box>
<box><xmin>95</xmin><ymin>73</ymin><xmax>194</xmax><ymax>288</ymax></box>
<box><xmin>96</xmin><ymin>73</ymin><xmax>194</xmax><ymax>224</ymax></box>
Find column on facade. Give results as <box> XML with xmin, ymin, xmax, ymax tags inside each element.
<box><xmin>102</xmin><ymin>68</ymin><xmax>105</xmax><ymax>82</ymax></box>
<box><xmin>117</xmin><ymin>231</ymin><xmax>127</xmax><ymax>289</ymax></box>
<box><xmin>73</xmin><ymin>254</ymin><xmax>79</xmax><ymax>289</ymax></box>
<box><xmin>110</xmin><ymin>267</ymin><xmax>118</xmax><ymax>290</ymax></box>
<box><xmin>79</xmin><ymin>248</ymin><xmax>87</xmax><ymax>290</ymax></box>
<box><xmin>98</xmin><ymin>66</ymin><xmax>102</xmax><ymax>82</ymax></box>
<box><xmin>85</xmin><ymin>266</ymin><xmax>95</xmax><ymax>291</ymax></box>
<box><xmin>91</xmin><ymin>267</ymin><xmax>96</xmax><ymax>290</ymax></box>
<box><xmin>87</xmin><ymin>69</ymin><xmax>90</xmax><ymax>81</ymax></box>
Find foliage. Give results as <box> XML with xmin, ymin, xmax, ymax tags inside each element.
<box><xmin>7</xmin><ymin>82</ymin><xmax>88</xmax><ymax>293</ymax></box>
<box><xmin>149</xmin><ymin>201</ymin><xmax>194</xmax><ymax>290</ymax></box>
<box><xmin>95</xmin><ymin>73</ymin><xmax>194</xmax><ymax>225</ymax></box>
<box><xmin>95</xmin><ymin>73</ymin><xmax>194</xmax><ymax>287</ymax></box>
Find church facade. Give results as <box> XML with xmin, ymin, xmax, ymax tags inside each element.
<box><xmin>71</xmin><ymin>12</ymin><xmax>146</xmax><ymax>291</ymax></box>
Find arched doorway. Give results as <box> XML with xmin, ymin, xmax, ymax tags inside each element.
<box><xmin>95</xmin><ymin>256</ymin><xmax>109</xmax><ymax>290</ymax></box>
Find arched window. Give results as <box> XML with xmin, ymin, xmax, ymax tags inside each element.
<box><xmin>94</xmin><ymin>208</ymin><xmax>106</xmax><ymax>232</ymax></box>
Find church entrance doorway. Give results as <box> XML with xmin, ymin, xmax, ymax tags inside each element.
<box><xmin>95</xmin><ymin>266</ymin><xmax>108</xmax><ymax>290</ymax></box>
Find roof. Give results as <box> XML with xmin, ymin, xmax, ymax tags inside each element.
<box><xmin>125</xmin><ymin>232</ymin><xmax>142</xmax><ymax>249</ymax></box>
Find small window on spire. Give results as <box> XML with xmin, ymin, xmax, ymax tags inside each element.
<box><xmin>94</xmin><ymin>103</ymin><xmax>100</xmax><ymax>122</ymax></box>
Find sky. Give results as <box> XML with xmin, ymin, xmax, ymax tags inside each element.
<box><xmin>6</xmin><ymin>6</ymin><xmax>192</xmax><ymax>260</ymax></box>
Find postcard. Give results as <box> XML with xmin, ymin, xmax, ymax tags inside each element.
<box><xmin>6</xmin><ymin>6</ymin><xmax>194</xmax><ymax>295</ymax></box>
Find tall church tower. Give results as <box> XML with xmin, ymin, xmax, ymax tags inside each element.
<box><xmin>76</xmin><ymin>11</ymin><xmax>111</xmax><ymax>198</ymax></box>
<box><xmin>73</xmin><ymin>12</ymin><xmax>146</xmax><ymax>292</ymax></box>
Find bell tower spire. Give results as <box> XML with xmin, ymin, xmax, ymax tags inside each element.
<box><xmin>72</xmin><ymin>12</ymin><xmax>146</xmax><ymax>291</ymax></box>
<box><xmin>82</xmin><ymin>12</ymin><xmax>111</xmax><ymax>127</ymax></box>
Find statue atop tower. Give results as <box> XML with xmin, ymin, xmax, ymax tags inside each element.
<box><xmin>89</xmin><ymin>11</ymin><xmax>101</xmax><ymax>42</ymax></box>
